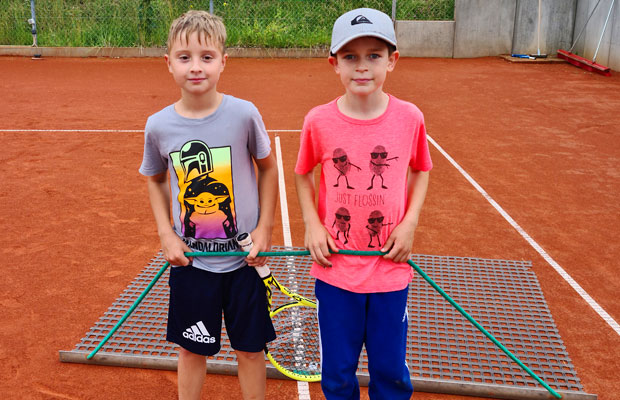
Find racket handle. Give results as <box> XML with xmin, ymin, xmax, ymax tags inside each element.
<box><xmin>236</xmin><ymin>233</ymin><xmax>271</xmax><ymax>278</ymax></box>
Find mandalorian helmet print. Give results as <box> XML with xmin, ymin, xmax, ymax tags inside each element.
<box><xmin>180</xmin><ymin>140</ymin><xmax>213</xmax><ymax>182</ymax></box>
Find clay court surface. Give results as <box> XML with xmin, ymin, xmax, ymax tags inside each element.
<box><xmin>1</xmin><ymin>55</ymin><xmax>619</xmax><ymax>399</ymax></box>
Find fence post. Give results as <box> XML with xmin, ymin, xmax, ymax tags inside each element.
<box><xmin>210</xmin><ymin>0</ymin><xmax>214</xmax><ymax>14</ymax></box>
<box><xmin>392</xmin><ymin>0</ymin><xmax>397</xmax><ymax>23</ymax></box>
<box><xmin>28</xmin><ymin>0</ymin><xmax>38</xmax><ymax>47</ymax></box>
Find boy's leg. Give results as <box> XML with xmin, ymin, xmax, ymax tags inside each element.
<box><xmin>224</xmin><ymin>265</ymin><xmax>276</xmax><ymax>399</ymax></box>
<box><xmin>236</xmin><ymin>350</ymin><xmax>267</xmax><ymax>399</ymax></box>
<box><xmin>365</xmin><ymin>287</ymin><xmax>413</xmax><ymax>400</ymax></box>
<box><xmin>166</xmin><ymin>266</ymin><xmax>225</xmax><ymax>399</ymax></box>
<box><xmin>315</xmin><ymin>279</ymin><xmax>366</xmax><ymax>400</ymax></box>
<box><xmin>177</xmin><ymin>347</ymin><xmax>207</xmax><ymax>400</ymax></box>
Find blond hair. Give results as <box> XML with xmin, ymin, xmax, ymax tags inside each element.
<box><xmin>166</xmin><ymin>10</ymin><xmax>227</xmax><ymax>53</ymax></box>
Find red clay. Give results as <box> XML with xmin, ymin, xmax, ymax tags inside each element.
<box><xmin>0</xmin><ymin>56</ymin><xmax>618</xmax><ymax>399</ymax></box>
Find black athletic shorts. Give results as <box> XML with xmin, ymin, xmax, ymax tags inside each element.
<box><xmin>166</xmin><ymin>264</ymin><xmax>276</xmax><ymax>356</ymax></box>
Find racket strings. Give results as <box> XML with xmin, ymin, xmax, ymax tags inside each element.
<box><xmin>269</xmin><ymin>306</ymin><xmax>320</xmax><ymax>376</ymax></box>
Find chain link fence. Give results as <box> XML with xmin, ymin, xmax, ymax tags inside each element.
<box><xmin>1</xmin><ymin>0</ymin><xmax>454</xmax><ymax>48</ymax></box>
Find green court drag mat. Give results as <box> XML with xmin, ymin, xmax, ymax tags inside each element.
<box><xmin>60</xmin><ymin>247</ymin><xmax>597</xmax><ymax>400</ymax></box>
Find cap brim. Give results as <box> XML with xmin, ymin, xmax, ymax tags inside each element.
<box><xmin>331</xmin><ymin>32</ymin><xmax>397</xmax><ymax>54</ymax></box>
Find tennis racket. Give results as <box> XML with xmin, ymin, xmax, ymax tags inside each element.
<box><xmin>236</xmin><ymin>233</ymin><xmax>321</xmax><ymax>382</ymax></box>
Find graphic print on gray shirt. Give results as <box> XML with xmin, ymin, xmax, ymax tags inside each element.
<box><xmin>139</xmin><ymin>95</ymin><xmax>271</xmax><ymax>272</ymax></box>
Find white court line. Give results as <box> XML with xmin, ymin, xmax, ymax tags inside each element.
<box><xmin>427</xmin><ymin>135</ymin><xmax>620</xmax><ymax>336</ymax></box>
<box><xmin>274</xmin><ymin>136</ymin><xmax>311</xmax><ymax>400</ymax></box>
<box><xmin>10</xmin><ymin>125</ymin><xmax>614</xmax><ymax>334</ymax></box>
<box><xmin>275</xmin><ymin>136</ymin><xmax>293</xmax><ymax>247</ymax></box>
<box><xmin>0</xmin><ymin>129</ymin><xmax>143</xmax><ymax>133</ymax></box>
<box><xmin>0</xmin><ymin>129</ymin><xmax>300</xmax><ymax>133</ymax></box>
<box><xmin>5</xmin><ymin>127</ymin><xmax>312</xmax><ymax>395</ymax></box>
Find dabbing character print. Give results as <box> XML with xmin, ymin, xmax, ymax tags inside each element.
<box><xmin>171</xmin><ymin>140</ymin><xmax>237</xmax><ymax>240</ymax></box>
<box><xmin>328</xmin><ymin>145</ymin><xmax>401</xmax><ymax>248</ymax></box>
<box><xmin>332</xmin><ymin>207</ymin><xmax>351</xmax><ymax>245</ymax></box>
<box><xmin>365</xmin><ymin>210</ymin><xmax>393</xmax><ymax>248</ymax></box>
<box><xmin>367</xmin><ymin>145</ymin><xmax>399</xmax><ymax>190</ymax></box>
<box><xmin>332</xmin><ymin>148</ymin><xmax>361</xmax><ymax>189</ymax></box>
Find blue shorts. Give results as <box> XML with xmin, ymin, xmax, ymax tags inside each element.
<box><xmin>166</xmin><ymin>264</ymin><xmax>276</xmax><ymax>356</ymax></box>
<box><xmin>316</xmin><ymin>279</ymin><xmax>413</xmax><ymax>400</ymax></box>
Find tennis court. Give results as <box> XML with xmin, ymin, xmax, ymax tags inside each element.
<box><xmin>0</xmin><ymin>55</ymin><xmax>618</xmax><ymax>399</ymax></box>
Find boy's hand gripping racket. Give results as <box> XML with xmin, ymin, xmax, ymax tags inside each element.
<box><xmin>236</xmin><ymin>233</ymin><xmax>321</xmax><ymax>382</ymax></box>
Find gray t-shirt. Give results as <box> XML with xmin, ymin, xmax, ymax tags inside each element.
<box><xmin>139</xmin><ymin>95</ymin><xmax>271</xmax><ymax>272</ymax></box>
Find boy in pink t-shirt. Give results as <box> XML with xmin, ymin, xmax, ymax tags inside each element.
<box><xmin>295</xmin><ymin>8</ymin><xmax>432</xmax><ymax>399</ymax></box>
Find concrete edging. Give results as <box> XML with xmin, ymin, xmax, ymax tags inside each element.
<box><xmin>0</xmin><ymin>45</ymin><xmax>328</xmax><ymax>58</ymax></box>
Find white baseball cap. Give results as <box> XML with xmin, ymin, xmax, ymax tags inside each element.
<box><xmin>330</xmin><ymin>8</ymin><xmax>396</xmax><ymax>54</ymax></box>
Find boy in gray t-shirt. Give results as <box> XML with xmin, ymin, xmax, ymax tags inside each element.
<box><xmin>139</xmin><ymin>10</ymin><xmax>278</xmax><ymax>399</ymax></box>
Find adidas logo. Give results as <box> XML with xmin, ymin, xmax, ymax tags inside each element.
<box><xmin>182</xmin><ymin>320</ymin><xmax>216</xmax><ymax>344</ymax></box>
<box><xmin>351</xmin><ymin>15</ymin><xmax>372</xmax><ymax>25</ymax></box>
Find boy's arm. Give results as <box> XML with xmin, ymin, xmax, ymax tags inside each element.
<box><xmin>246</xmin><ymin>151</ymin><xmax>278</xmax><ymax>266</ymax></box>
<box><xmin>295</xmin><ymin>170</ymin><xmax>338</xmax><ymax>267</ymax></box>
<box><xmin>146</xmin><ymin>172</ymin><xmax>192</xmax><ymax>266</ymax></box>
<box><xmin>381</xmin><ymin>169</ymin><xmax>429</xmax><ymax>263</ymax></box>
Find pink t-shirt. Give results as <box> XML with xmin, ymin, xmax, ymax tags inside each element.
<box><xmin>295</xmin><ymin>95</ymin><xmax>433</xmax><ymax>293</ymax></box>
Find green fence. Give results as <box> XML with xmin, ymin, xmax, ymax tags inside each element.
<box><xmin>0</xmin><ymin>0</ymin><xmax>454</xmax><ymax>48</ymax></box>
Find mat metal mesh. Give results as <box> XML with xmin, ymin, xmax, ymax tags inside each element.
<box><xmin>60</xmin><ymin>248</ymin><xmax>592</xmax><ymax>398</ymax></box>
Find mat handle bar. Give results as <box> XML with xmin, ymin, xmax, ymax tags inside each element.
<box><xmin>568</xmin><ymin>0</ymin><xmax>602</xmax><ymax>52</ymax></box>
<box><xmin>87</xmin><ymin>250</ymin><xmax>561</xmax><ymax>398</ymax></box>
<box><xmin>86</xmin><ymin>261</ymin><xmax>170</xmax><ymax>360</ymax></box>
<box><xmin>593</xmin><ymin>0</ymin><xmax>616</xmax><ymax>62</ymax></box>
<box><xmin>405</xmin><ymin>257</ymin><xmax>561</xmax><ymax>399</ymax></box>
